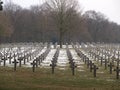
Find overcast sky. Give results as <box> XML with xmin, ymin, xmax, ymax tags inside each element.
<box><xmin>4</xmin><ymin>0</ymin><xmax>120</xmax><ymax>25</ymax></box>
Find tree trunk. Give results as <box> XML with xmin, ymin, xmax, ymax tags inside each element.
<box><xmin>59</xmin><ymin>31</ymin><xmax>62</xmax><ymax>48</ymax></box>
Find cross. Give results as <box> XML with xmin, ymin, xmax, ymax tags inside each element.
<box><xmin>111</xmin><ymin>56</ymin><xmax>115</xmax><ymax>65</ymax></box>
<box><xmin>37</xmin><ymin>57</ymin><xmax>41</xmax><ymax>65</ymax></box>
<box><xmin>114</xmin><ymin>66</ymin><xmax>120</xmax><ymax>79</ymax></box>
<box><xmin>92</xmin><ymin>65</ymin><xmax>99</xmax><ymax>77</ymax></box>
<box><xmin>83</xmin><ymin>56</ymin><xmax>87</xmax><ymax>63</ymax></box>
<box><xmin>108</xmin><ymin>62</ymin><xmax>114</xmax><ymax>74</ymax></box>
<box><xmin>87</xmin><ymin>58</ymin><xmax>90</xmax><ymax>68</ymax></box>
<box><xmin>70</xmin><ymin>62</ymin><xmax>77</xmax><ymax>76</ymax></box>
<box><xmin>18</xmin><ymin>57</ymin><xmax>23</xmax><ymax>67</ymax></box>
<box><xmin>23</xmin><ymin>53</ymin><xmax>26</xmax><ymax>65</ymax></box>
<box><xmin>53</xmin><ymin>57</ymin><xmax>57</xmax><ymax>63</ymax></box>
<box><xmin>1</xmin><ymin>56</ymin><xmax>7</xmax><ymax>67</ymax></box>
<box><xmin>34</xmin><ymin>59</ymin><xmax>39</xmax><ymax>68</ymax></box>
<box><xmin>94</xmin><ymin>54</ymin><xmax>98</xmax><ymax>61</ymax></box>
<box><xmin>31</xmin><ymin>60</ymin><xmax>37</xmax><ymax>72</ymax></box>
<box><xmin>116</xmin><ymin>58</ymin><xmax>120</xmax><ymax>67</ymax></box>
<box><xmin>85</xmin><ymin>57</ymin><xmax>89</xmax><ymax>64</ymax></box>
<box><xmin>50</xmin><ymin>60</ymin><xmax>56</xmax><ymax>74</ymax></box>
<box><xmin>39</xmin><ymin>56</ymin><xmax>43</xmax><ymax>65</ymax></box>
<box><xmin>41</xmin><ymin>54</ymin><xmax>44</xmax><ymax>61</ymax></box>
<box><xmin>104</xmin><ymin>59</ymin><xmax>108</xmax><ymax>69</ymax></box>
<box><xmin>12</xmin><ymin>59</ymin><xmax>19</xmax><ymax>71</ymax></box>
<box><xmin>89</xmin><ymin>61</ymin><xmax>94</xmax><ymax>72</ymax></box>
<box><xmin>100</xmin><ymin>57</ymin><xmax>103</xmax><ymax>66</ymax></box>
<box><xmin>8</xmin><ymin>52</ymin><xmax>12</xmax><ymax>64</ymax></box>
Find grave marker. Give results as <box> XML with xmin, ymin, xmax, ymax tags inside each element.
<box><xmin>89</xmin><ymin>61</ymin><xmax>94</xmax><ymax>72</ymax></box>
<box><xmin>2</xmin><ymin>56</ymin><xmax>7</xmax><ymax>67</ymax></box>
<box><xmin>12</xmin><ymin>59</ymin><xmax>19</xmax><ymax>71</ymax></box>
<box><xmin>114</xmin><ymin>66</ymin><xmax>120</xmax><ymax>79</ymax></box>
<box><xmin>92</xmin><ymin>65</ymin><xmax>98</xmax><ymax>77</ymax></box>
<box><xmin>8</xmin><ymin>52</ymin><xmax>12</xmax><ymax>64</ymax></box>
<box><xmin>50</xmin><ymin>60</ymin><xmax>56</xmax><ymax>74</ymax></box>
<box><xmin>31</xmin><ymin>60</ymin><xmax>37</xmax><ymax>72</ymax></box>
<box><xmin>18</xmin><ymin>57</ymin><xmax>23</xmax><ymax>67</ymax></box>
<box><xmin>108</xmin><ymin>62</ymin><xmax>114</xmax><ymax>74</ymax></box>
<box><xmin>70</xmin><ymin>62</ymin><xmax>77</xmax><ymax>76</ymax></box>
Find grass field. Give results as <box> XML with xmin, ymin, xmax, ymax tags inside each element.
<box><xmin>0</xmin><ymin>66</ymin><xmax>120</xmax><ymax>90</ymax></box>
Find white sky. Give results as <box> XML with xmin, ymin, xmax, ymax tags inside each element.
<box><xmin>3</xmin><ymin>0</ymin><xmax>120</xmax><ymax>25</ymax></box>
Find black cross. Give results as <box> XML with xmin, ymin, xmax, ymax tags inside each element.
<box><xmin>2</xmin><ymin>56</ymin><xmax>7</xmax><ymax>67</ymax></box>
<box><xmin>104</xmin><ymin>59</ymin><xmax>108</xmax><ymax>69</ymax></box>
<box><xmin>50</xmin><ymin>60</ymin><xmax>56</xmax><ymax>74</ymax></box>
<box><xmin>116</xmin><ymin>58</ymin><xmax>120</xmax><ymax>67</ymax></box>
<box><xmin>70</xmin><ymin>62</ymin><xmax>77</xmax><ymax>76</ymax></box>
<box><xmin>100</xmin><ymin>57</ymin><xmax>103</xmax><ymax>66</ymax></box>
<box><xmin>85</xmin><ymin>57</ymin><xmax>89</xmax><ymax>64</ymax></box>
<box><xmin>34</xmin><ymin>59</ymin><xmax>39</xmax><ymax>68</ymax></box>
<box><xmin>18</xmin><ymin>57</ymin><xmax>23</xmax><ymax>67</ymax></box>
<box><xmin>12</xmin><ymin>59</ymin><xmax>19</xmax><ymax>71</ymax></box>
<box><xmin>39</xmin><ymin>56</ymin><xmax>43</xmax><ymax>65</ymax></box>
<box><xmin>87</xmin><ymin>58</ymin><xmax>90</xmax><ymax>68</ymax></box>
<box><xmin>92</xmin><ymin>65</ymin><xmax>99</xmax><ymax>77</ymax></box>
<box><xmin>31</xmin><ymin>60</ymin><xmax>37</xmax><ymax>72</ymax></box>
<box><xmin>89</xmin><ymin>61</ymin><xmax>94</xmax><ymax>72</ymax></box>
<box><xmin>8</xmin><ymin>52</ymin><xmax>12</xmax><ymax>64</ymax></box>
<box><xmin>111</xmin><ymin>56</ymin><xmax>115</xmax><ymax>65</ymax></box>
<box><xmin>83</xmin><ymin>56</ymin><xmax>87</xmax><ymax>64</ymax></box>
<box><xmin>114</xmin><ymin>66</ymin><xmax>120</xmax><ymax>79</ymax></box>
<box><xmin>108</xmin><ymin>62</ymin><xmax>114</xmax><ymax>74</ymax></box>
<box><xmin>37</xmin><ymin>57</ymin><xmax>41</xmax><ymax>65</ymax></box>
<box><xmin>23</xmin><ymin>53</ymin><xmax>26</xmax><ymax>65</ymax></box>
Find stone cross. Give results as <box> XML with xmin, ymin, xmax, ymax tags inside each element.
<box><xmin>23</xmin><ymin>53</ymin><xmax>26</xmax><ymax>65</ymax></box>
<box><xmin>104</xmin><ymin>59</ymin><xmax>108</xmax><ymax>69</ymax></box>
<box><xmin>31</xmin><ymin>60</ymin><xmax>37</xmax><ymax>72</ymax></box>
<box><xmin>100</xmin><ymin>57</ymin><xmax>103</xmax><ymax>66</ymax></box>
<box><xmin>117</xmin><ymin>51</ymin><xmax>119</xmax><ymax>66</ymax></box>
<box><xmin>18</xmin><ymin>57</ymin><xmax>23</xmax><ymax>67</ymax></box>
<box><xmin>8</xmin><ymin>52</ymin><xmax>12</xmax><ymax>64</ymax></box>
<box><xmin>2</xmin><ymin>56</ymin><xmax>7</xmax><ymax>67</ymax></box>
<box><xmin>35</xmin><ymin>59</ymin><xmax>39</xmax><ymax>68</ymax></box>
<box><xmin>83</xmin><ymin>56</ymin><xmax>87</xmax><ymax>64</ymax></box>
<box><xmin>89</xmin><ymin>61</ymin><xmax>94</xmax><ymax>72</ymax></box>
<box><xmin>111</xmin><ymin>56</ymin><xmax>115</xmax><ymax>65</ymax></box>
<box><xmin>87</xmin><ymin>58</ymin><xmax>90</xmax><ymax>68</ymax></box>
<box><xmin>70</xmin><ymin>62</ymin><xmax>77</xmax><ymax>76</ymax></box>
<box><xmin>50</xmin><ymin>60</ymin><xmax>56</xmax><ymax>74</ymax></box>
<box><xmin>108</xmin><ymin>62</ymin><xmax>114</xmax><ymax>74</ymax></box>
<box><xmin>12</xmin><ymin>59</ymin><xmax>19</xmax><ymax>71</ymax></box>
<box><xmin>116</xmin><ymin>58</ymin><xmax>120</xmax><ymax>67</ymax></box>
<box><xmin>39</xmin><ymin>56</ymin><xmax>42</xmax><ymax>65</ymax></box>
<box><xmin>114</xmin><ymin>66</ymin><xmax>120</xmax><ymax>79</ymax></box>
<box><xmin>92</xmin><ymin>65</ymin><xmax>98</xmax><ymax>77</ymax></box>
<box><xmin>36</xmin><ymin>57</ymin><xmax>41</xmax><ymax>66</ymax></box>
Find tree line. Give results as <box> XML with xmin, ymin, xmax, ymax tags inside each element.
<box><xmin>0</xmin><ymin>0</ymin><xmax>120</xmax><ymax>45</ymax></box>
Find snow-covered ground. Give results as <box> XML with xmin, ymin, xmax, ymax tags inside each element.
<box><xmin>41</xmin><ymin>49</ymin><xmax>56</xmax><ymax>67</ymax></box>
<box><xmin>0</xmin><ymin>43</ymin><xmax>120</xmax><ymax>71</ymax></box>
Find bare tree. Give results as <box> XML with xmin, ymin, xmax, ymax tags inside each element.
<box><xmin>44</xmin><ymin>0</ymin><xmax>81</xmax><ymax>48</ymax></box>
<box><xmin>0</xmin><ymin>12</ymin><xmax>13</xmax><ymax>42</ymax></box>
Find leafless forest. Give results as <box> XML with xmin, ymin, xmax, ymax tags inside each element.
<box><xmin>0</xmin><ymin>0</ymin><xmax>120</xmax><ymax>45</ymax></box>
